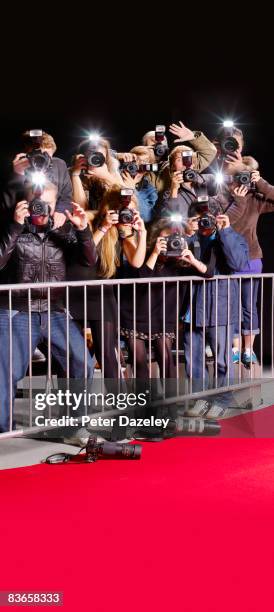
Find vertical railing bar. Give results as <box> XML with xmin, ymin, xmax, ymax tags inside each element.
<box><xmin>133</xmin><ymin>282</ymin><xmax>136</xmax><ymax>379</ymax></box>
<box><xmin>101</xmin><ymin>284</ymin><xmax>105</xmax><ymax>381</ymax></box>
<box><xmin>47</xmin><ymin>287</ymin><xmax>52</xmax><ymax>419</ymax></box>
<box><xmin>190</xmin><ymin>279</ymin><xmax>193</xmax><ymax>395</ymax></box>
<box><xmin>28</xmin><ymin>289</ymin><xmax>32</xmax><ymax>427</ymax></box>
<box><xmin>148</xmin><ymin>282</ymin><xmax>152</xmax><ymax>379</ymax></box>
<box><xmin>261</xmin><ymin>278</ymin><xmax>264</xmax><ymax>380</ymax></box>
<box><xmin>9</xmin><ymin>290</ymin><xmax>13</xmax><ymax>432</ymax></box>
<box><xmin>117</xmin><ymin>283</ymin><xmax>121</xmax><ymax>380</ymax></box>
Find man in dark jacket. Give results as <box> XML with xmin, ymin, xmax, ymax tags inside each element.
<box><xmin>0</xmin><ymin>196</ymin><xmax>97</xmax><ymax>432</ymax></box>
<box><xmin>0</xmin><ymin>131</ymin><xmax>72</xmax><ymax>229</ymax></box>
<box><xmin>183</xmin><ymin>212</ymin><xmax>249</xmax><ymax>417</ymax></box>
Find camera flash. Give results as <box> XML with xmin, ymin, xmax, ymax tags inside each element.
<box><xmin>89</xmin><ymin>132</ymin><xmax>100</xmax><ymax>143</ymax></box>
<box><xmin>215</xmin><ymin>172</ymin><xmax>224</xmax><ymax>185</ymax></box>
<box><xmin>223</xmin><ymin>120</ymin><xmax>234</xmax><ymax>128</ymax></box>
<box><xmin>170</xmin><ymin>214</ymin><xmax>183</xmax><ymax>223</ymax></box>
<box><xmin>31</xmin><ymin>172</ymin><xmax>46</xmax><ymax>187</ymax></box>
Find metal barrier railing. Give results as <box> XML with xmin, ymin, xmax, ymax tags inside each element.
<box><xmin>0</xmin><ymin>273</ymin><xmax>272</xmax><ymax>438</ymax></box>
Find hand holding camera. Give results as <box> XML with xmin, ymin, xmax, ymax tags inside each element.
<box><xmin>13</xmin><ymin>154</ymin><xmax>30</xmax><ymax>176</ymax></box>
<box><xmin>170</xmin><ymin>171</ymin><xmax>184</xmax><ymax>196</ymax></box>
<box><xmin>121</xmin><ymin>170</ymin><xmax>143</xmax><ymax>188</ymax></box>
<box><xmin>216</xmin><ymin>214</ymin><xmax>230</xmax><ymax>231</ymax></box>
<box><xmin>233</xmin><ymin>185</ymin><xmax>249</xmax><ymax>198</ymax></box>
<box><xmin>102</xmin><ymin>209</ymin><xmax>119</xmax><ymax>231</ymax></box>
<box><xmin>154</xmin><ymin>236</ymin><xmax>168</xmax><ymax>256</ymax></box>
<box><xmin>14</xmin><ymin>200</ymin><xmax>30</xmax><ymax>225</ymax></box>
<box><xmin>131</xmin><ymin>211</ymin><xmax>146</xmax><ymax>233</ymax></box>
<box><xmin>71</xmin><ymin>154</ymin><xmax>87</xmax><ymax>177</ymax></box>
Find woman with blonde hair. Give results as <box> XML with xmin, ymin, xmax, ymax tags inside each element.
<box><xmin>70</xmin><ymin>136</ymin><xmax>123</xmax><ymax>211</ymax></box>
<box><xmin>67</xmin><ymin>185</ymin><xmax>147</xmax><ymax>378</ymax></box>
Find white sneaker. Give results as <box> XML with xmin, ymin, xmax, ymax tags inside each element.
<box><xmin>185</xmin><ymin>400</ymin><xmax>210</xmax><ymax>417</ymax></box>
<box><xmin>205</xmin><ymin>344</ymin><xmax>213</xmax><ymax>358</ymax></box>
<box><xmin>32</xmin><ymin>347</ymin><xmax>46</xmax><ymax>363</ymax></box>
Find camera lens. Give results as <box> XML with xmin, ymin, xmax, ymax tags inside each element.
<box><xmin>87</xmin><ymin>152</ymin><xmax>105</xmax><ymax>167</ymax></box>
<box><xmin>222</xmin><ymin>137</ymin><xmax>239</xmax><ymax>153</ymax></box>
<box><xmin>170</xmin><ymin>238</ymin><xmax>181</xmax><ymax>250</ymax></box>
<box><xmin>154</xmin><ymin>143</ymin><xmax>166</xmax><ymax>157</ymax></box>
<box><xmin>183</xmin><ymin>169</ymin><xmax>196</xmax><ymax>182</ymax></box>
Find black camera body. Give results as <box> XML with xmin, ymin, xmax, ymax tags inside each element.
<box><xmin>161</xmin><ymin>233</ymin><xmax>187</xmax><ymax>258</ymax></box>
<box><xmin>118</xmin><ymin>189</ymin><xmax>135</xmax><ymax>224</ymax></box>
<box><xmin>183</xmin><ymin>168</ymin><xmax>197</xmax><ymax>182</ymax></box>
<box><xmin>234</xmin><ymin>171</ymin><xmax>253</xmax><ymax>188</ymax></box>
<box><xmin>120</xmin><ymin>161</ymin><xmax>139</xmax><ymax>177</ymax></box>
<box><xmin>154</xmin><ymin>125</ymin><xmax>168</xmax><ymax>158</ymax></box>
<box><xmin>29</xmin><ymin>198</ymin><xmax>50</xmax><ymax>217</ymax></box>
<box><xmin>26</xmin><ymin>150</ymin><xmax>52</xmax><ymax>173</ymax></box>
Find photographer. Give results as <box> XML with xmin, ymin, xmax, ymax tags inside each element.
<box><xmin>151</xmin><ymin>121</ymin><xmax>217</xmax><ymax>200</ymax></box>
<box><xmin>156</xmin><ymin>146</ymin><xmax>218</xmax><ymax>219</ymax></box>
<box><xmin>120</xmin><ymin>146</ymin><xmax>158</xmax><ymax>224</ymax></box>
<box><xmin>215</xmin><ymin>167</ymin><xmax>274</xmax><ymax>365</ymax></box>
<box><xmin>0</xmin><ymin>191</ymin><xmax>97</xmax><ymax>433</ymax></box>
<box><xmin>183</xmin><ymin>210</ymin><xmax>249</xmax><ymax>417</ymax></box>
<box><xmin>71</xmin><ymin>136</ymin><xmax>123</xmax><ymax>211</ymax></box>
<box><xmin>0</xmin><ymin>131</ymin><xmax>73</xmax><ymax>229</ymax></box>
<box><xmin>120</xmin><ymin>218</ymin><xmax>206</xmax><ymax>379</ymax></box>
<box><xmin>67</xmin><ymin>186</ymin><xmax>147</xmax><ymax>378</ymax></box>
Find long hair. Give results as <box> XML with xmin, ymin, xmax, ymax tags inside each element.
<box><xmin>87</xmin><ymin>185</ymin><xmax>139</xmax><ymax>279</ymax></box>
<box><xmin>147</xmin><ymin>218</ymin><xmax>187</xmax><ymax>267</ymax></box>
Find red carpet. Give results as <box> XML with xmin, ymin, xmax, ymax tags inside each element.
<box><xmin>1</xmin><ymin>435</ymin><xmax>274</xmax><ymax>611</ymax></box>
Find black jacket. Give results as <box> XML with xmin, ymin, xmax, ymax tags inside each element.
<box><xmin>0</xmin><ymin>157</ymin><xmax>72</xmax><ymax>217</ymax></box>
<box><xmin>0</xmin><ymin>219</ymin><xmax>97</xmax><ymax>312</ymax></box>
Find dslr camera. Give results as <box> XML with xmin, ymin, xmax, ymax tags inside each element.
<box><xmin>118</xmin><ymin>188</ymin><xmax>135</xmax><ymax>224</ymax></box>
<box><xmin>29</xmin><ymin>198</ymin><xmax>51</xmax><ymax>218</ymax></box>
<box><xmin>119</xmin><ymin>161</ymin><xmax>139</xmax><ymax>177</ymax></box>
<box><xmin>85</xmin><ymin>147</ymin><xmax>105</xmax><ymax>168</ymax></box>
<box><xmin>234</xmin><ymin>171</ymin><xmax>255</xmax><ymax>190</ymax></box>
<box><xmin>161</xmin><ymin>233</ymin><xmax>187</xmax><ymax>258</ymax></box>
<box><xmin>154</xmin><ymin>125</ymin><xmax>168</xmax><ymax>158</ymax></box>
<box><xmin>219</xmin><ymin>127</ymin><xmax>239</xmax><ymax>157</ymax></box>
<box><xmin>198</xmin><ymin>213</ymin><xmax>217</xmax><ymax>233</ymax></box>
<box><xmin>25</xmin><ymin>129</ymin><xmax>52</xmax><ymax>174</ymax></box>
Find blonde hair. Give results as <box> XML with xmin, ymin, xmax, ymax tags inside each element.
<box><xmin>168</xmin><ymin>145</ymin><xmax>198</xmax><ymax>171</ymax></box>
<box><xmin>87</xmin><ymin>185</ymin><xmax>139</xmax><ymax>279</ymax></box>
<box><xmin>130</xmin><ymin>145</ymin><xmax>155</xmax><ymax>163</ymax></box>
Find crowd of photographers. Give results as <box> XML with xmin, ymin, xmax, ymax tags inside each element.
<box><xmin>0</xmin><ymin>120</ymin><xmax>274</xmax><ymax>434</ymax></box>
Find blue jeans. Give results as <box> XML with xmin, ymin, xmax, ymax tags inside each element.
<box><xmin>0</xmin><ymin>310</ymin><xmax>94</xmax><ymax>432</ymax></box>
<box><xmin>183</xmin><ymin>324</ymin><xmax>235</xmax><ymax>408</ymax></box>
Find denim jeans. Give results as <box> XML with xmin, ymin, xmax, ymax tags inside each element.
<box><xmin>0</xmin><ymin>309</ymin><xmax>94</xmax><ymax>432</ymax></box>
<box><xmin>183</xmin><ymin>323</ymin><xmax>235</xmax><ymax>408</ymax></box>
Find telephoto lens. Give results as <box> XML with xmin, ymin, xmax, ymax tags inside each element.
<box><xmin>86</xmin><ymin>436</ymin><xmax>142</xmax><ymax>459</ymax></box>
<box><xmin>167</xmin><ymin>417</ymin><xmax>221</xmax><ymax>436</ymax></box>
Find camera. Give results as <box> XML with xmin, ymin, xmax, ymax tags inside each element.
<box><xmin>183</xmin><ymin>168</ymin><xmax>197</xmax><ymax>182</ymax></box>
<box><xmin>120</xmin><ymin>161</ymin><xmax>139</xmax><ymax>177</ymax></box>
<box><xmin>86</xmin><ymin>436</ymin><xmax>142</xmax><ymax>461</ymax></box>
<box><xmin>161</xmin><ymin>233</ymin><xmax>187</xmax><ymax>258</ymax></box>
<box><xmin>118</xmin><ymin>188</ymin><xmax>135</xmax><ymax>224</ymax></box>
<box><xmin>29</xmin><ymin>198</ymin><xmax>50</xmax><ymax>217</ymax></box>
<box><xmin>154</xmin><ymin>125</ymin><xmax>168</xmax><ymax>158</ymax></box>
<box><xmin>86</xmin><ymin>149</ymin><xmax>105</xmax><ymax>168</ymax></box>
<box><xmin>219</xmin><ymin>127</ymin><xmax>239</xmax><ymax>157</ymax></box>
<box><xmin>198</xmin><ymin>213</ymin><xmax>217</xmax><ymax>232</ymax></box>
<box><xmin>234</xmin><ymin>171</ymin><xmax>254</xmax><ymax>188</ymax></box>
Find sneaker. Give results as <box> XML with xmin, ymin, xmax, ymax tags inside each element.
<box><xmin>232</xmin><ymin>349</ymin><xmax>240</xmax><ymax>364</ymax></box>
<box><xmin>184</xmin><ymin>399</ymin><xmax>211</xmax><ymax>417</ymax></box>
<box><xmin>32</xmin><ymin>347</ymin><xmax>46</xmax><ymax>363</ymax></box>
<box><xmin>242</xmin><ymin>350</ymin><xmax>258</xmax><ymax>366</ymax></box>
<box><xmin>205</xmin><ymin>403</ymin><xmax>227</xmax><ymax>418</ymax></box>
<box><xmin>205</xmin><ymin>344</ymin><xmax>213</xmax><ymax>359</ymax></box>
